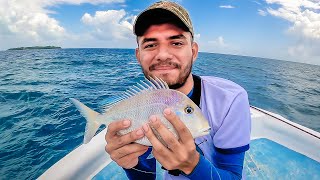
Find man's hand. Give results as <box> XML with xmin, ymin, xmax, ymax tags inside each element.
<box><xmin>105</xmin><ymin>120</ymin><xmax>148</xmax><ymax>169</ymax></box>
<box><xmin>142</xmin><ymin>108</ymin><xmax>200</xmax><ymax>174</ymax></box>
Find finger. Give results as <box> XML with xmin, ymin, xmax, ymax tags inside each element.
<box><xmin>152</xmin><ymin>150</ymin><xmax>175</xmax><ymax>170</ymax></box>
<box><xmin>106</xmin><ymin>119</ymin><xmax>131</xmax><ymax>140</ymax></box>
<box><xmin>106</xmin><ymin>128</ymin><xmax>144</xmax><ymax>151</ymax></box>
<box><xmin>142</xmin><ymin>122</ymin><xmax>170</xmax><ymax>155</ymax></box>
<box><xmin>117</xmin><ymin>148</ymin><xmax>149</xmax><ymax>169</ymax></box>
<box><xmin>163</xmin><ymin>108</ymin><xmax>193</xmax><ymax>143</ymax></box>
<box><xmin>110</xmin><ymin>143</ymin><xmax>148</xmax><ymax>161</ymax></box>
<box><xmin>149</xmin><ymin>115</ymin><xmax>180</xmax><ymax>150</ymax></box>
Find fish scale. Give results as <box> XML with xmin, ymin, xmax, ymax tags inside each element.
<box><xmin>70</xmin><ymin>77</ymin><xmax>211</xmax><ymax>146</ymax></box>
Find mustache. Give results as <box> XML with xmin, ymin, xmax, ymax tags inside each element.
<box><xmin>149</xmin><ymin>61</ymin><xmax>181</xmax><ymax>71</ymax></box>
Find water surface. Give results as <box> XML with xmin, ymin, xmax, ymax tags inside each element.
<box><xmin>0</xmin><ymin>48</ymin><xmax>319</xmax><ymax>179</ymax></box>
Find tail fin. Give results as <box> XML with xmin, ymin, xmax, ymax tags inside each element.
<box><xmin>70</xmin><ymin>98</ymin><xmax>101</xmax><ymax>144</ymax></box>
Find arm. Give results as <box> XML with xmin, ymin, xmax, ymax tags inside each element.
<box><xmin>123</xmin><ymin>147</ymin><xmax>156</xmax><ymax>179</ymax></box>
<box><xmin>105</xmin><ymin>119</ymin><xmax>150</xmax><ymax>176</ymax></box>
<box><xmin>186</xmin><ymin>87</ymin><xmax>251</xmax><ymax>179</ymax></box>
<box><xmin>142</xmin><ymin>110</ymin><xmax>200</xmax><ymax>175</ymax></box>
<box><xmin>143</xmin><ymin>107</ymin><xmax>249</xmax><ymax>179</ymax></box>
<box><xmin>185</xmin><ymin>151</ymin><xmax>245</xmax><ymax>180</ymax></box>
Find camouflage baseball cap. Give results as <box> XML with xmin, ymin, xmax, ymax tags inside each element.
<box><xmin>133</xmin><ymin>1</ymin><xmax>194</xmax><ymax>37</ymax></box>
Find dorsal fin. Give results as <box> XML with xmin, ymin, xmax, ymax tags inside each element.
<box><xmin>101</xmin><ymin>95</ymin><xmax>126</xmax><ymax>110</ymax></box>
<box><xmin>102</xmin><ymin>77</ymin><xmax>169</xmax><ymax>111</ymax></box>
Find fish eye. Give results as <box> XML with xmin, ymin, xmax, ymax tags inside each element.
<box><xmin>184</xmin><ymin>106</ymin><xmax>194</xmax><ymax>114</ymax></box>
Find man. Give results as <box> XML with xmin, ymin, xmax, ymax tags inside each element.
<box><xmin>105</xmin><ymin>1</ymin><xmax>251</xmax><ymax>179</ymax></box>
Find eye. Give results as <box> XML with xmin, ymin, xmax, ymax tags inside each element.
<box><xmin>184</xmin><ymin>106</ymin><xmax>194</xmax><ymax>114</ymax></box>
<box><xmin>144</xmin><ymin>43</ymin><xmax>157</xmax><ymax>49</ymax></box>
<box><xmin>172</xmin><ymin>42</ymin><xmax>183</xmax><ymax>46</ymax></box>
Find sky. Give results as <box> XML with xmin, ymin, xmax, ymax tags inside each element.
<box><xmin>0</xmin><ymin>0</ymin><xmax>319</xmax><ymax>65</ymax></box>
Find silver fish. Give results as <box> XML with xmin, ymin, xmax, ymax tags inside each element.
<box><xmin>70</xmin><ymin>77</ymin><xmax>210</xmax><ymax>146</ymax></box>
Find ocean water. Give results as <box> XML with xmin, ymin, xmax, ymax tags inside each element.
<box><xmin>0</xmin><ymin>48</ymin><xmax>319</xmax><ymax>179</ymax></box>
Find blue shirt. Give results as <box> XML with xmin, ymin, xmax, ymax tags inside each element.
<box><xmin>124</xmin><ymin>75</ymin><xmax>251</xmax><ymax>179</ymax></box>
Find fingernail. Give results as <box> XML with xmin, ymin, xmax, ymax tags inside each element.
<box><xmin>136</xmin><ymin>129</ymin><xmax>143</xmax><ymax>136</ymax></box>
<box><xmin>164</xmin><ymin>108</ymin><xmax>171</xmax><ymax>115</ymax></box>
<box><xmin>149</xmin><ymin>115</ymin><xmax>157</xmax><ymax>123</ymax></box>
<box><xmin>142</xmin><ymin>124</ymin><xmax>149</xmax><ymax>132</ymax></box>
<box><xmin>123</xmin><ymin>120</ymin><xmax>130</xmax><ymax>127</ymax></box>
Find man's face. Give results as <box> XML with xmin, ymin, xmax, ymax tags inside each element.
<box><xmin>136</xmin><ymin>23</ymin><xmax>198</xmax><ymax>89</ymax></box>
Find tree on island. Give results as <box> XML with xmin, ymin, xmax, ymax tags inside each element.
<box><xmin>7</xmin><ymin>46</ymin><xmax>62</xmax><ymax>50</ymax></box>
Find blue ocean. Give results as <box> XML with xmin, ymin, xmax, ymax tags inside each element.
<box><xmin>0</xmin><ymin>48</ymin><xmax>319</xmax><ymax>179</ymax></box>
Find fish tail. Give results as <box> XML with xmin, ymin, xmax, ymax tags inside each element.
<box><xmin>69</xmin><ymin>98</ymin><xmax>101</xmax><ymax>144</ymax></box>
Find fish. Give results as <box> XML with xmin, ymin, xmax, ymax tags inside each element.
<box><xmin>70</xmin><ymin>77</ymin><xmax>211</xmax><ymax>146</ymax></box>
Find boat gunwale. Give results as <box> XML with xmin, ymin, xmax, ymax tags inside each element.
<box><xmin>250</xmin><ymin>105</ymin><xmax>320</xmax><ymax>139</ymax></box>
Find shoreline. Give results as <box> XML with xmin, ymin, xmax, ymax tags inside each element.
<box><xmin>7</xmin><ymin>46</ymin><xmax>61</xmax><ymax>50</ymax></box>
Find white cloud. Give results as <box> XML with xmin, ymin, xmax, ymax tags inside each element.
<box><xmin>287</xmin><ymin>39</ymin><xmax>320</xmax><ymax>64</ymax></box>
<box><xmin>265</xmin><ymin>0</ymin><xmax>320</xmax><ymax>39</ymax></box>
<box><xmin>267</xmin><ymin>7</ymin><xmax>320</xmax><ymax>39</ymax></box>
<box><xmin>252</xmin><ymin>1</ymin><xmax>262</xmax><ymax>5</ymax></box>
<box><xmin>0</xmin><ymin>0</ymin><xmax>66</xmax><ymax>48</ymax></box>
<box><xmin>199</xmin><ymin>36</ymin><xmax>245</xmax><ymax>56</ymax></box>
<box><xmin>0</xmin><ymin>0</ymin><xmax>125</xmax><ymax>50</ymax></box>
<box><xmin>258</xmin><ymin>9</ymin><xmax>267</xmax><ymax>16</ymax></box>
<box><xmin>44</xmin><ymin>0</ymin><xmax>124</xmax><ymax>6</ymax></box>
<box><xmin>194</xmin><ymin>33</ymin><xmax>200</xmax><ymax>41</ymax></box>
<box><xmin>219</xmin><ymin>5</ymin><xmax>235</xmax><ymax>9</ymax></box>
<box><xmin>81</xmin><ymin>9</ymin><xmax>134</xmax><ymax>41</ymax></box>
<box><xmin>208</xmin><ymin>36</ymin><xmax>227</xmax><ymax>47</ymax></box>
<box><xmin>264</xmin><ymin>0</ymin><xmax>320</xmax><ymax>64</ymax></box>
<box><xmin>199</xmin><ymin>36</ymin><xmax>234</xmax><ymax>54</ymax></box>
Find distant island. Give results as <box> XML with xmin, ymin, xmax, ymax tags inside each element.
<box><xmin>7</xmin><ymin>46</ymin><xmax>61</xmax><ymax>50</ymax></box>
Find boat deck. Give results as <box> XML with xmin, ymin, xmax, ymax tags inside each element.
<box><xmin>39</xmin><ymin>107</ymin><xmax>320</xmax><ymax>180</ymax></box>
<box><xmin>93</xmin><ymin>138</ymin><xmax>320</xmax><ymax>179</ymax></box>
<box><xmin>245</xmin><ymin>138</ymin><xmax>320</xmax><ymax>179</ymax></box>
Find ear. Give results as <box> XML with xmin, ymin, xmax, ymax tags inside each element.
<box><xmin>191</xmin><ymin>42</ymin><xmax>199</xmax><ymax>63</ymax></box>
<box><xmin>135</xmin><ymin>48</ymin><xmax>141</xmax><ymax>64</ymax></box>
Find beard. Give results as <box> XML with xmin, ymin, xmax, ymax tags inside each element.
<box><xmin>141</xmin><ymin>59</ymin><xmax>193</xmax><ymax>90</ymax></box>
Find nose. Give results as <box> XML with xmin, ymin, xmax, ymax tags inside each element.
<box><xmin>154</xmin><ymin>45</ymin><xmax>173</xmax><ymax>62</ymax></box>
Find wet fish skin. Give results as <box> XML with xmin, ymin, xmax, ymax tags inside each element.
<box><xmin>70</xmin><ymin>77</ymin><xmax>210</xmax><ymax>146</ymax></box>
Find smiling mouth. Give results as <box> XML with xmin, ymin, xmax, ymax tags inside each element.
<box><xmin>150</xmin><ymin>62</ymin><xmax>180</xmax><ymax>71</ymax></box>
<box><xmin>153</xmin><ymin>65</ymin><xmax>176</xmax><ymax>70</ymax></box>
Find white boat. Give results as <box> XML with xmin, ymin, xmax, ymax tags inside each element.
<box><xmin>39</xmin><ymin>106</ymin><xmax>320</xmax><ymax>179</ymax></box>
